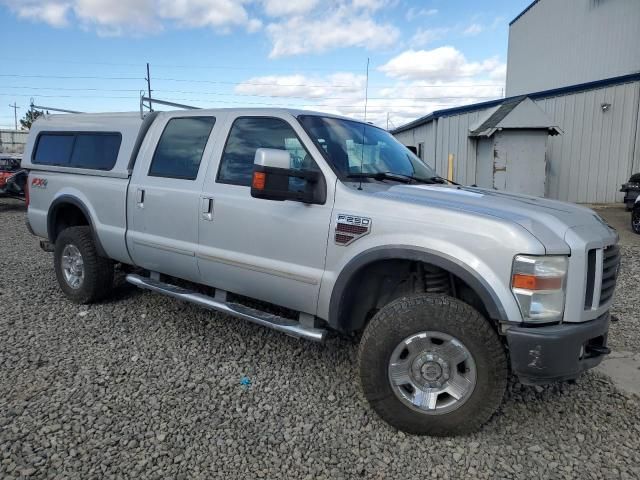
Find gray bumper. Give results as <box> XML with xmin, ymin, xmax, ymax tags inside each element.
<box><xmin>506</xmin><ymin>313</ymin><xmax>610</xmax><ymax>385</ymax></box>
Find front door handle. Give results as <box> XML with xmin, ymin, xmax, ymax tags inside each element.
<box><xmin>202</xmin><ymin>197</ymin><xmax>214</xmax><ymax>221</ymax></box>
<box><xmin>136</xmin><ymin>188</ymin><xmax>145</xmax><ymax>208</ymax></box>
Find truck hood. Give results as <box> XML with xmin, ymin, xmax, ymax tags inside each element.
<box><xmin>376</xmin><ymin>184</ymin><xmax>615</xmax><ymax>253</ymax></box>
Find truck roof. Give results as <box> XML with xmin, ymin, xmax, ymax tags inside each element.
<box><xmin>22</xmin><ymin>108</ymin><xmax>365</xmax><ymax>179</ymax></box>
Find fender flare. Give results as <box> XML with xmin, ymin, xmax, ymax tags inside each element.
<box><xmin>328</xmin><ymin>245</ymin><xmax>509</xmax><ymax>332</ymax></box>
<box><xmin>47</xmin><ymin>195</ymin><xmax>108</xmax><ymax>257</ymax></box>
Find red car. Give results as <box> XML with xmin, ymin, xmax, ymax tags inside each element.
<box><xmin>0</xmin><ymin>156</ymin><xmax>27</xmax><ymax>199</ymax></box>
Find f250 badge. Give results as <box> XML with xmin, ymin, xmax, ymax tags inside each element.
<box><xmin>335</xmin><ymin>214</ymin><xmax>372</xmax><ymax>246</ymax></box>
<box><xmin>31</xmin><ymin>178</ymin><xmax>48</xmax><ymax>189</ymax></box>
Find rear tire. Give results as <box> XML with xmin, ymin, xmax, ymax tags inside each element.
<box><xmin>358</xmin><ymin>294</ymin><xmax>507</xmax><ymax>436</ymax></box>
<box><xmin>54</xmin><ymin>226</ymin><xmax>114</xmax><ymax>304</ymax></box>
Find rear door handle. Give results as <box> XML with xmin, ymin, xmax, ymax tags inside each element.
<box><xmin>202</xmin><ymin>197</ymin><xmax>214</xmax><ymax>221</ymax></box>
<box><xmin>136</xmin><ymin>188</ymin><xmax>145</xmax><ymax>208</ymax></box>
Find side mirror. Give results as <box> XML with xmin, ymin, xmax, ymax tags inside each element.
<box><xmin>250</xmin><ymin>148</ymin><xmax>326</xmax><ymax>204</ymax></box>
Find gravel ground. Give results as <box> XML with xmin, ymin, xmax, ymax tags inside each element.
<box><xmin>1</xmin><ymin>197</ymin><xmax>640</xmax><ymax>479</ymax></box>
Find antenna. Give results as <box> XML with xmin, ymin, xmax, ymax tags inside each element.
<box><xmin>364</xmin><ymin>58</ymin><xmax>370</xmax><ymax>122</ymax></box>
<box><xmin>358</xmin><ymin>58</ymin><xmax>370</xmax><ymax>191</ymax></box>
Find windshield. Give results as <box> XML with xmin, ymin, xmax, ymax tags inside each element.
<box><xmin>298</xmin><ymin>115</ymin><xmax>436</xmax><ymax>182</ymax></box>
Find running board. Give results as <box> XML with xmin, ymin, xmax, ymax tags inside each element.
<box><xmin>125</xmin><ymin>274</ymin><xmax>327</xmax><ymax>342</ymax></box>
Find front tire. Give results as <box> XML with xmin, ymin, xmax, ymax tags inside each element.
<box><xmin>358</xmin><ymin>294</ymin><xmax>507</xmax><ymax>436</ymax></box>
<box><xmin>54</xmin><ymin>226</ymin><xmax>114</xmax><ymax>304</ymax></box>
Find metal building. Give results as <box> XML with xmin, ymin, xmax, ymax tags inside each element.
<box><xmin>392</xmin><ymin>0</ymin><xmax>640</xmax><ymax>204</ymax></box>
<box><xmin>507</xmin><ymin>0</ymin><xmax>640</xmax><ymax>96</ymax></box>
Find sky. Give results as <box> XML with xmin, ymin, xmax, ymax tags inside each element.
<box><xmin>0</xmin><ymin>0</ymin><xmax>532</xmax><ymax>130</ymax></box>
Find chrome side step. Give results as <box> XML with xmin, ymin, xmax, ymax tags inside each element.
<box><xmin>125</xmin><ymin>274</ymin><xmax>328</xmax><ymax>342</ymax></box>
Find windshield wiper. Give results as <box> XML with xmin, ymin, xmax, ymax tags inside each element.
<box><xmin>429</xmin><ymin>175</ymin><xmax>461</xmax><ymax>186</ymax></box>
<box><xmin>347</xmin><ymin>172</ymin><xmax>436</xmax><ymax>184</ymax></box>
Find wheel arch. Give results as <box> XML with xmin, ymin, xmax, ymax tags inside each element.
<box><xmin>47</xmin><ymin>195</ymin><xmax>108</xmax><ymax>257</ymax></box>
<box><xmin>328</xmin><ymin>246</ymin><xmax>510</xmax><ymax>333</ymax></box>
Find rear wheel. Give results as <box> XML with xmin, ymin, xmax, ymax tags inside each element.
<box><xmin>358</xmin><ymin>294</ymin><xmax>507</xmax><ymax>436</ymax></box>
<box><xmin>54</xmin><ymin>226</ymin><xmax>114</xmax><ymax>304</ymax></box>
<box><xmin>631</xmin><ymin>207</ymin><xmax>640</xmax><ymax>234</ymax></box>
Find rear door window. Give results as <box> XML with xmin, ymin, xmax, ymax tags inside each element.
<box><xmin>148</xmin><ymin>117</ymin><xmax>216</xmax><ymax>180</ymax></box>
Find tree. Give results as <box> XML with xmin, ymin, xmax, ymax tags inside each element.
<box><xmin>20</xmin><ymin>109</ymin><xmax>45</xmax><ymax>130</ymax></box>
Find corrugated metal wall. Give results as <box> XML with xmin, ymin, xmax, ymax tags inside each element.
<box><xmin>393</xmin><ymin>80</ymin><xmax>640</xmax><ymax>204</ymax></box>
<box><xmin>0</xmin><ymin>129</ymin><xmax>28</xmax><ymax>154</ymax></box>
<box><xmin>506</xmin><ymin>0</ymin><xmax>640</xmax><ymax>96</ymax></box>
<box><xmin>536</xmin><ymin>80</ymin><xmax>640</xmax><ymax>203</ymax></box>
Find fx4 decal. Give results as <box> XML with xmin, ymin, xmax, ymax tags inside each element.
<box><xmin>31</xmin><ymin>178</ymin><xmax>48</xmax><ymax>189</ymax></box>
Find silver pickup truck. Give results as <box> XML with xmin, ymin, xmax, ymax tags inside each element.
<box><xmin>23</xmin><ymin>108</ymin><xmax>619</xmax><ymax>436</ymax></box>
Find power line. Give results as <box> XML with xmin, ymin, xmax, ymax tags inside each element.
<box><xmin>0</xmin><ymin>86</ymin><xmax>499</xmax><ymax>101</ymax></box>
<box><xmin>0</xmin><ymin>92</ymin><xmax>498</xmax><ymax>108</ymax></box>
<box><xmin>0</xmin><ymin>57</ymin><xmax>350</xmax><ymax>72</ymax></box>
<box><xmin>0</xmin><ymin>73</ymin><xmax>503</xmax><ymax>89</ymax></box>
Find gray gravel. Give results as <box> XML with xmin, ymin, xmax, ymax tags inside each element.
<box><xmin>609</xmin><ymin>245</ymin><xmax>640</xmax><ymax>351</ymax></box>
<box><xmin>1</xmin><ymin>196</ymin><xmax>640</xmax><ymax>479</ymax></box>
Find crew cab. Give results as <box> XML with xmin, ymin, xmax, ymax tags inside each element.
<box><xmin>23</xmin><ymin>108</ymin><xmax>620</xmax><ymax>436</ymax></box>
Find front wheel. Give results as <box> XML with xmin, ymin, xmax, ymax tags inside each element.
<box><xmin>53</xmin><ymin>226</ymin><xmax>114</xmax><ymax>304</ymax></box>
<box><xmin>358</xmin><ymin>294</ymin><xmax>507</xmax><ymax>436</ymax></box>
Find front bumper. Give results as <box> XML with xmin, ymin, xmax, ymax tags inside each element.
<box><xmin>506</xmin><ymin>313</ymin><xmax>610</xmax><ymax>385</ymax></box>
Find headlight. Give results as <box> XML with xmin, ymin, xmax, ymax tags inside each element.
<box><xmin>511</xmin><ymin>255</ymin><xmax>568</xmax><ymax>323</ymax></box>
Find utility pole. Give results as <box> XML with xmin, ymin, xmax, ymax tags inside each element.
<box><xmin>387</xmin><ymin>112</ymin><xmax>390</xmax><ymax>131</ymax></box>
<box><xmin>9</xmin><ymin>102</ymin><xmax>19</xmax><ymax>130</ymax></box>
<box><xmin>145</xmin><ymin>62</ymin><xmax>153</xmax><ymax>111</ymax></box>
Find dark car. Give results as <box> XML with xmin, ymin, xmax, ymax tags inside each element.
<box><xmin>0</xmin><ymin>156</ymin><xmax>27</xmax><ymax>199</ymax></box>
<box><xmin>620</xmin><ymin>173</ymin><xmax>640</xmax><ymax>210</ymax></box>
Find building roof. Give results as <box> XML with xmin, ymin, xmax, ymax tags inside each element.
<box><xmin>391</xmin><ymin>72</ymin><xmax>640</xmax><ymax>135</ymax></box>
<box><xmin>468</xmin><ymin>97</ymin><xmax>561</xmax><ymax>137</ymax></box>
<box><xmin>509</xmin><ymin>0</ymin><xmax>541</xmax><ymax>26</ymax></box>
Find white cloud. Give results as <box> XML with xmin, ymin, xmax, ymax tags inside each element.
<box><xmin>1</xmin><ymin>0</ymin><xmax>261</xmax><ymax>34</ymax></box>
<box><xmin>235</xmin><ymin>73</ymin><xmax>365</xmax><ymax>98</ymax></box>
<box><xmin>462</xmin><ymin>23</ymin><xmax>483</xmax><ymax>36</ymax></box>
<box><xmin>405</xmin><ymin>7</ymin><xmax>437</xmax><ymax>21</ymax></box>
<box><xmin>266</xmin><ymin>4</ymin><xmax>399</xmax><ymax>58</ymax></box>
<box><xmin>351</xmin><ymin>0</ymin><xmax>389</xmax><ymax>10</ymax></box>
<box><xmin>488</xmin><ymin>63</ymin><xmax>507</xmax><ymax>82</ymax></box>
<box><xmin>261</xmin><ymin>0</ymin><xmax>319</xmax><ymax>17</ymax></box>
<box><xmin>8</xmin><ymin>1</ymin><xmax>71</xmax><ymax>27</ymax></box>
<box><xmin>378</xmin><ymin>47</ymin><xmax>503</xmax><ymax>81</ymax></box>
<box><xmin>158</xmin><ymin>0</ymin><xmax>253</xmax><ymax>30</ymax></box>
<box><xmin>233</xmin><ymin>67</ymin><xmax>504</xmax><ymax>128</ymax></box>
<box><xmin>411</xmin><ymin>27</ymin><xmax>448</xmax><ymax>47</ymax></box>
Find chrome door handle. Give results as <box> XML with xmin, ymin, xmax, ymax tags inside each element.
<box><xmin>136</xmin><ymin>188</ymin><xmax>145</xmax><ymax>208</ymax></box>
<box><xmin>202</xmin><ymin>197</ymin><xmax>214</xmax><ymax>221</ymax></box>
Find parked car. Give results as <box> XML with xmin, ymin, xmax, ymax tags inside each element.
<box><xmin>632</xmin><ymin>196</ymin><xmax>640</xmax><ymax>234</ymax></box>
<box><xmin>620</xmin><ymin>173</ymin><xmax>640</xmax><ymax>210</ymax></box>
<box><xmin>0</xmin><ymin>156</ymin><xmax>27</xmax><ymax>199</ymax></box>
<box><xmin>22</xmin><ymin>109</ymin><xmax>619</xmax><ymax>436</ymax></box>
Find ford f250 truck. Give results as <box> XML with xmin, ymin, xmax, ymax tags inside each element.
<box><xmin>23</xmin><ymin>109</ymin><xmax>619</xmax><ymax>436</ymax></box>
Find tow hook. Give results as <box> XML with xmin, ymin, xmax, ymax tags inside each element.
<box><xmin>40</xmin><ymin>240</ymin><xmax>54</xmax><ymax>252</ymax></box>
<box><xmin>585</xmin><ymin>345</ymin><xmax>611</xmax><ymax>356</ymax></box>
